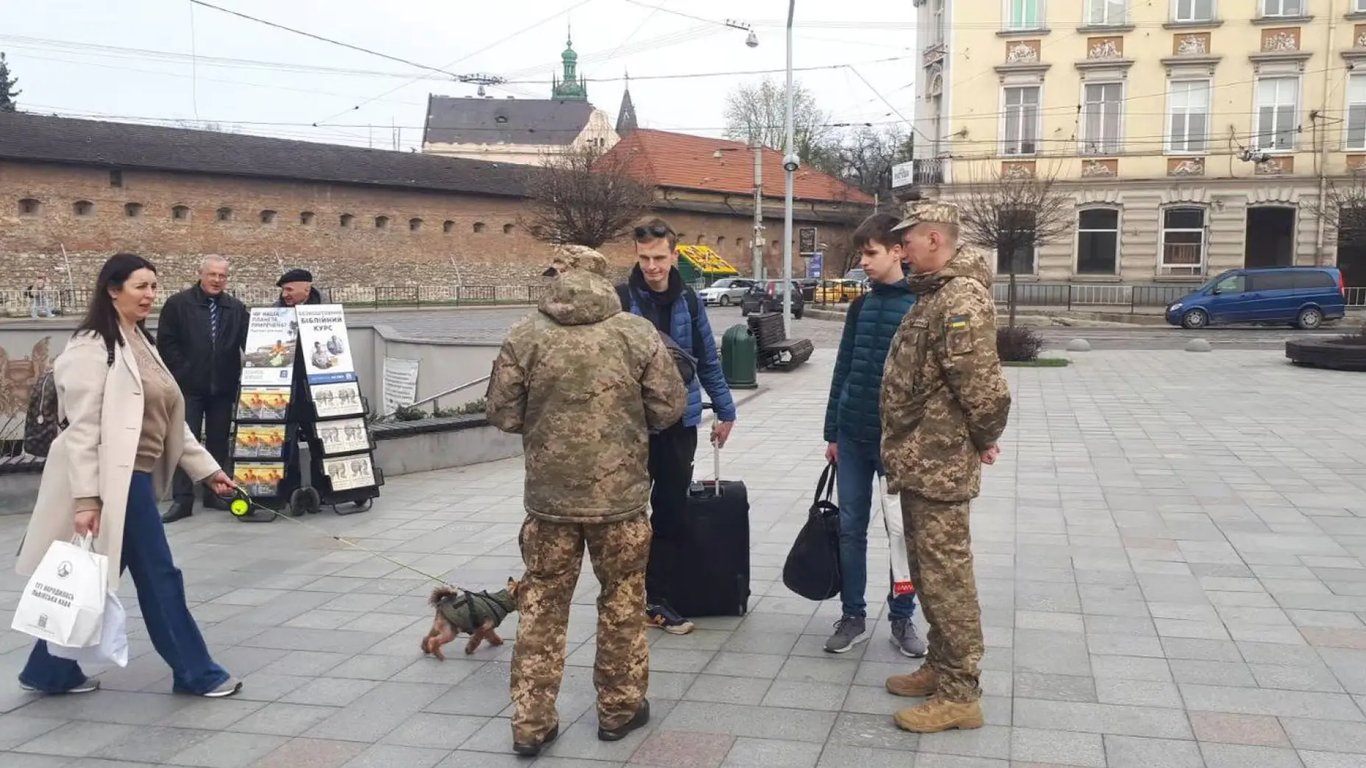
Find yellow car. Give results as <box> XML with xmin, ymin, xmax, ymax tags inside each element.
<box><xmin>814</xmin><ymin>279</ymin><xmax>864</xmax><ymax>304</ymax></box>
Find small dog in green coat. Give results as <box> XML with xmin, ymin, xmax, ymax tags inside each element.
<box><xmin>421</xmin><ymin>578</ymin><xmax>520</xmax><ymax>659</ymax></box>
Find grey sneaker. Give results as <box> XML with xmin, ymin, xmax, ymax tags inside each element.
<box><xmin>891</xmin><ymin>618</ymin><xmax>927</xmax><ymax>658</ymax></box>
<box><xmin>201</xmin><ymin>678</ymin><xmax>242</xmax><ymax>698</ymax></box>
<box><xmin>823</xmin><ymin>616</ymin><xmax>868</xmax><ymax>653</ymax></box>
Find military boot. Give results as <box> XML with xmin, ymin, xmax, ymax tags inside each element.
<box><xmin>893</xmin><ymin>698</ymin><xmax>984</xmax><ymax>733</ymax></box>
<box><xmin>885</xmin><ymin>665</ymin><xmax>938</xmax><ymax>697</ymax></box>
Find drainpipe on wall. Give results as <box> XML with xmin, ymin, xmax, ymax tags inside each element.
<box><xmin>1317</xmin><ymin>1</ymin><xmax>1338</xmax><ymax>267</ymax></box>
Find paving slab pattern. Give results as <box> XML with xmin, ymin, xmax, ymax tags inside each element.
<box><xmin>2</xmin><ymin>348</ymin><xmax>1365</xmax><ymax>766</ymax></box>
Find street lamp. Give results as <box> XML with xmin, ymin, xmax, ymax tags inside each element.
<box><xmin>782</xmin><ymin>0</ymin><xmax>797</xmax><ymax>336</ymax></box>
<box><xmin>713</xmin><ymin>146</ymin><xmax>765</xmax><ymax>281</ymax></box>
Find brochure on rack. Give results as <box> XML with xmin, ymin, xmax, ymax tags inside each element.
<box><xmin>240</xmin><ymin>307</ymin><xmax>299</xmax><ymax>386</ymax></box>
<box><xmin>296</xmin><ymin>305</ymin><xmax>358</xmax><ymax>386</ymax></box>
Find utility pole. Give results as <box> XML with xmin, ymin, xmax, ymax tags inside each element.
<box><xmin>781</xmin><ymin>0</ymin><xmax>797</xmax><ymax>337</ymax></box>
<box><xmin>752</xmin><ymin>145</ymin><xmax>764</xmax><ymax>280</ymax></box>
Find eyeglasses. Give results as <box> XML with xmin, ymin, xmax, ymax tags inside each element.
<box><xmin>633</xmin><ymin>224</ymin><xmax>673</xmax><ymax>241</ymax></box>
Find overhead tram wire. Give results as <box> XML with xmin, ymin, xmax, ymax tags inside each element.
<box><xmin>311</xmin><ymin>0</ymin><xmax>599</xmax><ymax>127</ymax></box>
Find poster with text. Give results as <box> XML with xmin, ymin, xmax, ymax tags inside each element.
<box><xmin>233</xmin><ymin>461</ymin><xmax>286</xmax><ymax>497</ymax></box>
<box><xmin>232</xmin><ymin>424</ymin><xmax>286</xmax><ymax>459</ymax></box>
<box><xmin>240</xmin><ymin>307</ymin><xmax>298</xmax><ymax>386</ymax></box>
<box><xmin>317</xmin><ymin>417</ymin><xmax>370</xmax><ymax>455</ymax></box>
<box><xmin>311</xmin><ymin>382</ymin><xmax>364</xmax><ymax>418</ymax></box>
<box><xmin>323</xmin><ymin>454</ymin><xmax>376</xmax><ymax>491</ymax></box>
<box><xmin>382</xmin><ymin>357</ymin><xmax>420</xmax><ymax>415</ymax></box>
<box><xmin>295</xmin><ymin>305</ymin><xmax>357</xmax><ymax>386</ymax></box>
<box><xmin>236</xmin><ymin>387</ymin><xmax>291</xmax><ymax>421</ymax></box>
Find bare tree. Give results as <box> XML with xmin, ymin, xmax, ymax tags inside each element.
<box><xmin>521</xmin><ymin>145</ymin><xmax>654</xmax><ymax>249</ymax></box>
<box><xmin>1306</xmin><ymin>170</ymin><xmax>1366</xmax><ymax>263</ymax></box>
<box><xmin>833</xmin><ymin>126</ymin><xmax>914</xmax><ymax>198</ymax></box>
<box><xmin>956</xmin><ymin>164</ymin><xmax>1073</xmax><ymax>328</ymax></box>
<box><xmin>724</xmin><ymin>78</ymin><xmax>839</xmax><ymax>175</ymax></box>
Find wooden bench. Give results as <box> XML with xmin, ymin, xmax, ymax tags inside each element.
<box><xmin>746</xmin><ymin>312</ymin><xmax>814</xmax><ymax>370</ymax></box>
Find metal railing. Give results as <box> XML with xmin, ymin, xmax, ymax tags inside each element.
<box><xmin>991</xmin><ymin>282</ymin><xmax>1193</xmax><ymax>312</ymax></box>
<box><xmin>913</xmin><ymin>158</ymin><xmax>946</xmax><ymax>186</ymax></box>
<box><xmin>380</xmin><ymin>374</ymin><xmax>491</xmax><ymax>421</ymax></box>
<box><xmin>0</xmin><ymin>284</ymin><xmax>548</xmax><ymax>316</ymax></box>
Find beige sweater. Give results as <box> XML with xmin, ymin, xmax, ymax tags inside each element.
<box><xmin>128</xmin><ymin>330</ymin><xmax>180</xmax><ymax>473</ymax></box>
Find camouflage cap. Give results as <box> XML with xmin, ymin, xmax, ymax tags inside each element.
<box><xmin>891</xmin><ymin>200</ymin><xmax>961</xmax><ymax>232</ymax></box>
<box><xmin>546</xmin><ymin>244</ymin><xmax>609</xmax><ymax>277</ymax></box>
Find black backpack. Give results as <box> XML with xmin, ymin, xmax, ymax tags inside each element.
<box><xmin>616</xmin><ymin>283</ymin><xmax>704</xmax><ymax>384</ymax></box>
<box><xmin>23</xmin><ymin>338</ymin><xmax>115</xmax><ymax>457</ymax></box>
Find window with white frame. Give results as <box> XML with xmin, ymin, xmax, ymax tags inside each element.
<box><xmin>1357</xmin><ymin>0</ymin><xmax>1366</xmax><ymax>13</ymax></box>
<box><xmin>1255</xmin><ymin>76</ymin><xmax>1299</xmax><ymax>152</ymax></box>
<box><xmin>1172</xmin><ymin>0</ymin><xmax>1214</xmax><ymax>23</ymax></box>
<box><xmin>1076</xmin><ymin>209</ymin><xmax>1120</xmax><ymax>275</ymax></box>
<box><xmin>1087</xmin><ymin>0</ymin><xmax>1126</xmax><ymax>26</ymax></box>
<box><xmin>1168</xmin><ymin>80</ymin><xmax>1210</xmax><ymax>153</ymax></box>
<box><xmin>1348</xmin><ymin>74</ymin><xmax>1366</xmax><ymax>151</ymax></box>
<box><xmin>1002</xmin><ymin>85</ymin><xmax>1041</xmax><ymax>155</ymax></box>
<box><xmin>1160</xmin><ymin>207</ymin><xmax>1206</xmax><ymax>275</ymax></box>
<box><xmin>1261</xmin><ymin>0</ymin><xmax>1303</xmax><ymax>16</ymax></box>
<box><xmin>1082</xmin><ymin>82</ymin><xmax>1123</xmax><ymax>155</ymax></box>
<box><xmin>1005</xmin><ymin>0</ymin><xmax>1043</xmax><ymax>30</ymax></box>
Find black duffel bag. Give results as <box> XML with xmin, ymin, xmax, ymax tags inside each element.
<box><xmin>782</xmin><ymin>462</ymin><xmax>843</xmax><ymax>601</ymax></box>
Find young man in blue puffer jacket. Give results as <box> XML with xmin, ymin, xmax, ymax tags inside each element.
<box><xmin>618</xmin><ymin>218</ymin><xmax>738</xmax><ymax>635</ymax></box>
<box><xmin>821</xmin><ymin>212</ymin><xmax>927</xmax><ymax>657</ymax></box>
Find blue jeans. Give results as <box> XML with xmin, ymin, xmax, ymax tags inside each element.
<box><xmin>19</xmin><ymin>472</ymin><xmax>230</xmax><ymax>694</ymax></box>
<box><xmin>837</xmin><ymin>434</ymin><xmax>917</xmax><ymax>622</ymax></box>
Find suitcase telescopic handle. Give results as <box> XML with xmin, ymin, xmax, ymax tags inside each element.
<box><xmin>703</xmin><ymin>401</ymin><xmax>722</xmax><ymax>494</ymax></box>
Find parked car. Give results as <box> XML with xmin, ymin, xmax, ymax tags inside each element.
<box><xmin>844</xmin><ymin>268</ymin><xmax>869</xmax><ymax>285</ymax></box>
<box><xmin>741</xmin><ymin>279</ymin><xmax>805</xmax><ymax>319</ymax></box>
<box><xmin>814</xmin><ymin>279</ymin><xmax>864</xmax><ymax>304</ymax></box>
<box><xmin>1165</xmin><ymin>267</ymin><xmax>1347</xmax><ymax>330</ymax></box>
<box><xmin>697</xmin><ymin>277</ymin><xmax>756</xmax><ymax>307</ymax></box>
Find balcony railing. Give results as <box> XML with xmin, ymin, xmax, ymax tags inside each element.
<box><xmin>913</xmin><ymin>158</ymin><xmax>946</xmax><ymax>186</ymax></box>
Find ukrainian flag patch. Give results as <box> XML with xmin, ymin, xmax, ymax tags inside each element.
<box><xmin>946</xmin><ymin>315</ymin><xmax>969</xmax><ymax>330</ymax></box>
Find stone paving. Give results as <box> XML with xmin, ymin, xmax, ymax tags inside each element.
<box><xmin>3</xmin><ymin>348</ymin><xmax>1366</xmax><ymax>767</ymax></box>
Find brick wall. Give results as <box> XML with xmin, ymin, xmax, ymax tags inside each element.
<box><xmin>0</xmin><ymin>160</ymin><xmax>858</xmax><ymax>295</ymax></box>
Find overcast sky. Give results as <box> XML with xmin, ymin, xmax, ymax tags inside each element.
<box><xmin>2</xmin><ymin>0</ymin><xmax>914</xmax><ymax>151</ymax></box>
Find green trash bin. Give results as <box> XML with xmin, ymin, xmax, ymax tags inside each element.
<box><xmin>721</xmin><ymin>324</ymin><xmax>759</xmax><ymax>389</ymax></box>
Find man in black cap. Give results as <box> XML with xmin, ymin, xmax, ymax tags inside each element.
<box><xmin>275</xmin><ymin>268</ymin><xmax>322</xmax><ymax>307</ymax></box>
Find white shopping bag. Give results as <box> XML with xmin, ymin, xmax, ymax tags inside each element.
<box><xmin>49</xmin><ymin>593</ymin><xmax>128</xmax><ymax>668</ymax></box>
<box><xmin>11</xmin><ymin>536</ymin><xmax>108</xmax><ymax>647</ymax></box>
<box><xmin>879</xmin><ymin>477</ymin><xmax>915</xmax><ymax>598</ymax></box>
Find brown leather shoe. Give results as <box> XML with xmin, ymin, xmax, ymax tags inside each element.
<box><xmin>893</xmin><ymin>698</ymin><xmax>984</xmax><ymax>733</ymax></box>
<box><xmin>885</xmin><ymin>665</ymin><xmax>938</xmax><ymax>698</ymax></box>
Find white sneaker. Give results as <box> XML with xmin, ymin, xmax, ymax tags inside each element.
<box><xmin>19</xmin><ymin>679</ymin><xmax>100</xmax><ymax>694</ymax></box>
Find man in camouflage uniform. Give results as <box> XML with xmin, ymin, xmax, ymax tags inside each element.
<box><xmin>486</xmin><ymin>245</ymin><xmax>687</xmax><ymax>756</ymax></box>
<box><xmin>879</xmin><ymin>201</ymin><xmax>1012</xmax><ymax>733</ymax></box>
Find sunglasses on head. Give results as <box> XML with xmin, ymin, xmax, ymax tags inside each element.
<box><xmin>633</xmin><ymin>224</ymin><xmax>673</xmax><ymax>241</ymax></box>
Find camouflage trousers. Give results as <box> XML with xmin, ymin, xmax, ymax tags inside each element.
<box><xmin>511</xmin><ymin>513</ymin><xmax>651</xmax><ymax>743</ymax></box>
<box><xmin>901</xmin><ymin>492</ymin><xmax>984</xmax><ymax>703</ymax></box>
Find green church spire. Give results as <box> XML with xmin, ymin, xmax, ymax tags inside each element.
<box><xmin>551</xmin><ymin>27</ymin><xmax>588</xmax><ymax>101</ymax></box>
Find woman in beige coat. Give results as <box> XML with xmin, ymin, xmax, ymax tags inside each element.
<box><xmin>15</xmin><ymin>253</ymin><xmax>242</xmax><ymax>697</ymax></box>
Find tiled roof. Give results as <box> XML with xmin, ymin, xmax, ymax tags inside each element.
<box><xmin>600</xmin><ymin>129</ymin><xmax>873</xmax><ymax>205</ymax></box>
<box><xmin>423</xmin><ymin>95</ymin><xmax>595</xmax><ymax>147</ymax></box>
<box><xmin>0</xmin><ymin>111</ymin><xmax>530</xmax><ymax>197</ymax></box>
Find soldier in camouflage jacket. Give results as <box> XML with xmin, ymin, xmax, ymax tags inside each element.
<box><xmin>486</xmin><ymin>245</ymin><xmax>686</xmax><ymax>755</ymax></box>
<box><xmin>880</xmin><ymin>201</ymin><xmax>1012</xmax><ymax>735</ymax></box>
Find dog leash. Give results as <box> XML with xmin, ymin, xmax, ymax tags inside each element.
<box><xmin>227</xmin><ymin>489</ymin><xmax>456</xmax><ymax>588</ymax></box>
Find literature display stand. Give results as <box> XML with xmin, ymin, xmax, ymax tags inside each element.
<box><xmin>229</xmin><ymin>305</ymin><xmax>382</xmax><ymax>522</ymax></box>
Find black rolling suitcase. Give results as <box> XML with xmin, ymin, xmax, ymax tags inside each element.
<box><xmin>666</xmin><ymin>441</ymin><xmax>751</xmax><ymax>617</ymax></box>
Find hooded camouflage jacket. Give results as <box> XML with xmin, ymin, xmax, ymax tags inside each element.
<box><xmin>486</xmin><ymin>257</ymin><xmax>687</xmax><ymax>524</ymax></box>
<box><xmin>880</xmin><ymin>246</ymin><xmax>1011</xmax><ymax>501</ymax></box>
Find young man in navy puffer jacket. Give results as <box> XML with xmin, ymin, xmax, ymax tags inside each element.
<box><xmin>821</xmin><ymin>212</ymin><xmax>927</xmax><ymax>657</ymax></box>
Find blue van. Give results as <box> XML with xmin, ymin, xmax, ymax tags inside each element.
<box><xmin>1165</xmin><ymin>267</ymin><xmax>1347</xmax><ymax>330</ymax></box>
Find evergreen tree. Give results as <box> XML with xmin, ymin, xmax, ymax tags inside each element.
<box><xmin>0</xmin><ymin>52</ymin><xmax>21</xmax><ymax>112</ymax></box>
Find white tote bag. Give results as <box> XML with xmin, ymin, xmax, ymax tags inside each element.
<box><xmin>11</xmin><ymin>536</ymin><xmax>108</xmax><ymax>647</ymax></box>
<box><xmin>49</xmin><ymin>593</ymin><xmax>128</xmax><ymax>668</ymax></box>
<box><xmin>879</xmin><ymin>478</ymin><xmax>915</xmax><ymax>598</ymax></box>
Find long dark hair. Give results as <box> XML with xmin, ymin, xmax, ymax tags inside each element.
<box><xmin>77</xmin><ymin>253</ymin><xmax>158</xmax><ymax>348</ymax></box>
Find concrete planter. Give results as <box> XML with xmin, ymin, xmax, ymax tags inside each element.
<box><xmin>1285</xmin><ymin>338</ymin><xmax>1366</xmax><ymax>371</ymax></box>
<box><xmin>371</xmin><ymin>414</ymin><xmax>522</xmax><ymax>476</ymax></box>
